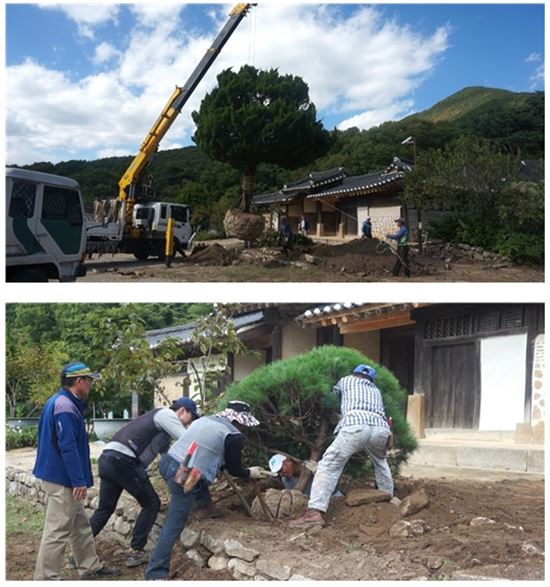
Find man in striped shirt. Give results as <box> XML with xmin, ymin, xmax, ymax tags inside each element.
<box><xmin>289</xmin><ymin>364</ymin><xmax>393</xmax><ymax>528</ymax></box>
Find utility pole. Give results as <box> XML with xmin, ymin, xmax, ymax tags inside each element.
<box><xmin>401</xmin><ymin>136</ymin><xmax>422</xmax><ymax>254</ymax></box>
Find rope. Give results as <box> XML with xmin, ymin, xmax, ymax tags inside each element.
<box><xmin>248</xmin><ymin>6</ymin><xmax>257</xmax><ymax>65</ymax></box>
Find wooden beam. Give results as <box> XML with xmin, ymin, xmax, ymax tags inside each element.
<box><xmin>340</xmin><ymin>311</ymin><xmax>415</xmax><ymax>333</ymax></box>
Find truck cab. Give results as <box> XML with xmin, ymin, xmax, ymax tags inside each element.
<box><xmin>6</xmin><ymin>167</ymin><xmax>87</xmax><ymax>282</ymax></box>
<box><xmin>133</xmin><ymin>202</ymin><xmax>192</xmax><ymax>248</ymax></box>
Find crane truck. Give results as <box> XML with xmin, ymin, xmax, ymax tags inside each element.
<box><xmin>86</xmin><ymin>3</ymin><xmax>254</xmax><ymax>260</ymax></box>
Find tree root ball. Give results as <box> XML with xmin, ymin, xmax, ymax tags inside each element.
<box><xmin>251</xmin><ymin>489</ymin><xmax>308</xmax><ymax>519</ymax></box>
<box><xmin>224</xmin><ymin>209</ymin><xmax>265</xmax><ymax>240</ymax></box>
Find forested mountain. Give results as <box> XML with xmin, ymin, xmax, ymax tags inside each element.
<box><xmin>15</xmin><ymin>86</ymin><xmax>544</xmax><ymax>229</ymax></box>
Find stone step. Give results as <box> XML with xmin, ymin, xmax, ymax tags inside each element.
<box><xmin>406</xmin><ymin>439</ymin><xmax>544</xmax><ymax>474</ymax></box>
<box><xmin>424</xmin><ymin>428</ymin><xmax>516</xmax><ymax>442</ymax></box>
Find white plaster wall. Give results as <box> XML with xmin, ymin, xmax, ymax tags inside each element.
<box><xmin>282</xmin><ymin>324</ymin><xmax>317</xmax><ymax>359</ymax></box>
<box><xmin>343</xmin><ymin>331</ymin><xmax>380</xmax><ymax>362</ymax></box>
<box><xmin>187</xmin><ymin>355</ymin><xmax>227</xmax><ymax>402</ymax></box>
<box><xmin>479</xmin><ymin>334</ymin><xmax>527</xmax><ymax>430</ymax></box>
<box><xmin>234</xmin><ymin>351</ymin><xmax>266</xmax><ymax>382</ymax></box>
<box><xmin>155</xmin><ymin>372</ymin><xmax>186</xmax><ymax>406</ymax></box>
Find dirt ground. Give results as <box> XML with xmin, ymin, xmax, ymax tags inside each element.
<box><xmin>79</xmin><ymin>238</ymin><xmax>544</xmax><ymax>282</ymax></box>
<box><xmin>6</xmin><ymin>475</ymin><xmax>544</xmax><ymax>581</ymax></box>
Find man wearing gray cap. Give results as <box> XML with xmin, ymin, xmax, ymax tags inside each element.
<box><xmin>89</xmin><ymin>397</ymin><xmax>199</xmax><ymax>568</ymax></box>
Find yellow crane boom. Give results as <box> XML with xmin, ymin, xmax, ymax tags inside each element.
<box><xmin>118</xmin><ymin>3</ymin><xmax>254</xmax><ymax>208</ymax></box>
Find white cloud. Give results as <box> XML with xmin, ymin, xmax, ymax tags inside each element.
<box><xmin>525</xmin><ymin>52</ymin><xmax>542</xmax><ymax>63</ymax></box>
<box><xmin>41</xmin><ymin>4</ymin><xmax>120</xmax><ymax>39</ymax></box>
<box><xmin>338</xmin><ymin>100</ymin><xmax>415</xmax><ymax>131</ymax></box>
<box><xmin>529</xmin><ymin>63</ymin><xmax>544</xmax><ymax>90</ymax></box>
<box><xmin>130</xmin><ymin>4</ymin><xmax>185</xmax><ymax>29</ymax></box>
<box><xmin>8</xmin><ymin>4</ymin><xmax>451</xmax><ymax>165</ymax></box>
<box><xmin>92</xmin><ymin>42</ymin><xmax>121</xmax><ymax>65</ymax></box>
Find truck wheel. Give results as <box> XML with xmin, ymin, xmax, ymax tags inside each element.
<box><xmin>175</xmin><ymin>239</ymin><xmax>187</xmax><ymax>256</ymax></box>
<box><xmin>134</xmin><ymin>244</ymin><xmax>150</xmax><ymax>260</ymax></box>
<box><xmin>9</xmin><ymin>267</ymin><xmax>49</xmax><ymax>282</ymax></box>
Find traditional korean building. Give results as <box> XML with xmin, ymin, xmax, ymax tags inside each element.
<box><xmin>253</xmin><ymin>158</ymin><xmax>413</xmax><ymax>240</ymax></box>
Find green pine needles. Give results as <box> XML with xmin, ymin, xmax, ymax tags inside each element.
<box><xmin>223</xmin><ymin>345</ymin><xmax>417</xmax><ymax>479</ymax></box>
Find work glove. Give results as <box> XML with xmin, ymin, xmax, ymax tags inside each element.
<box><xmin>303</xmin><ymin>460</ymin><xmax>318</xmax><ymax>474</ymax></box>
<box><xmin>248</xmin><ymin>466</ymin><xmax>271</xmax><ymax>480</ymax></box>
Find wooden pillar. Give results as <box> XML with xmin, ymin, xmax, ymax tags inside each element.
<box><xmin>337</xmin><ymin>206</ymin><xmax>345</xmax><ymax>239</ymax></box>
<box><xmin>316</xmin><ymin>201</ymin><xmax>324</xmax><ymax>237</ymax></box>
<box><xmin>131</xmin><ymin>390</ymin><xmax>139</xmax><ymax>419</ymax></box>
<box><xmin>271</xmin><ymin>325</ymin><xmax>283</xmax><ymax>361</ymax></box>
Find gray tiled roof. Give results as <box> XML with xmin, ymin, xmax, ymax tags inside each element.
<box><xmin>306</xmin><ymin>170</ymin><xmax>404</xmax><ymax>200</ymax></box>
<box><xmin>253</xmin><ymin>191</ymin><xmax>296</xmax><ymax>205</ymax></box>
<box><xmin>146</xmin><ymin>311</ymin><xmax>265</xmax><ymax>348</ymax></box>
<box><xmin>297</xmin><ymin>303</ymin><xmax>420</xmax><ymax>323</ymax></box>
<box><xmin>282</xmin><ymin>168</ymin><xmax>347</xmax><ymax>193</ymax></box>
<box><xmin>253</xmin><ymin>158</ymin><xmax>410</xmax><ymax>207</ymax></box>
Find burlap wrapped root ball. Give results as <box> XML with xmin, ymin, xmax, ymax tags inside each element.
<box><xmin>251</xmin><ymin>489</ymin><xmax>308</xmax><ymax>520</ymax></box>
<box><xmin>223</xmin><ymin>209</ymin><xmax>265</xmax><ymax>240</ymax></box>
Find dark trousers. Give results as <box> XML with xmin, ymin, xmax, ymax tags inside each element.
<box><xmin>89</xmin><ymin>450</ymin><xmax>161</xmax><ymax>551</ymax></box>
<box><xmin>392</xmin><ymin>244</ymin><xmax>410</xmax><ymax>277</ymax></box>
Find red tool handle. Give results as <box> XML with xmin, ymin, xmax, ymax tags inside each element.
<box><xmin>182</xmin><ymin>441</ymin><xmax>198</xmax><ymax>467</ymax></box>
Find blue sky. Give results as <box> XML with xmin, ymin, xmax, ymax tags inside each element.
<box><xmin>6</xmin><ymin>3</ymin><xmax>544</xmax><ymax>165</ymax></box>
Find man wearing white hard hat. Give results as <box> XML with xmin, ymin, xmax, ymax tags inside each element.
<box><xmin>290</xmin><ymin>364</ymin><xmax>393</xmax><ymax>528</ymax></box>
<box><xmin>269</xmin><ymin>454</ymin><xmax>343</xmax><ymax>498</ymax></box>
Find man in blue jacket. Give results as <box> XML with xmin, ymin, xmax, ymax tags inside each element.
<box><xmin>33</xmin><ymin>362</ymin><xmax>120</xmax><ymax>580</ymax></box>
<box><xmin>386</xmin><ymin>217</ymin><xmax>410</xmax><ymax>277</ymax></box>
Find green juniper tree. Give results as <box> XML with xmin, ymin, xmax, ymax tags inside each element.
<box><xmin>222</xmin><ymin>345</ymin><xmax>417</xmax><ymax>489</ymax></box>
<box><xmin>192</xmin><ymin>65</ymin><xmax>332</xmax><ymax>212</ymax></box>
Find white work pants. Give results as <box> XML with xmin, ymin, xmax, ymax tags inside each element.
<box><xmin>308</xmin><ymin>424</ymin><xmax>393</xmax><ymax>513</ymax></box>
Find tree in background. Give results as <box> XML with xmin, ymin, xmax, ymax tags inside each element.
<box><xmin>403</xmin><ymin>136</ymin><xmax>521</xmax><ymax>219</ymax></box>
<box><xmin>186</xmin><ymin>306</ymin><xmax>252</xmax><ymax>409</ymax></box>
<box><xmin>403</xmin><ymin>136</ymin><xmax>543</xmax><ymax>264</ymax></box>
<box><xmin>88</xmin><ymin>310</ymin><xmax>184</xmax><ymax>416</ymax></box>
<box><xmin>192</xmin><ymin>65</ymin><xmax>332</xmax><ymax>212</ymax></box>
<box><xmin>6</xmin><ymin>332</ymin><xmax>68</xmax><ymax>417</ymax></box>
<box><xmin>222</xmin><ymin>345</ymin><xmax>417</xmax><ymax>489</ymax></box>
<box><xmin>5</xmin><ymin>303</ymin><xmax>213</xmax><ymax>417</ymax></box>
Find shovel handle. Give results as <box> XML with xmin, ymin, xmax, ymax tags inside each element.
<box><xmin>251</xmin><ymin>479</ymin><xmax>275</xmax><ymax>522</ymax></box>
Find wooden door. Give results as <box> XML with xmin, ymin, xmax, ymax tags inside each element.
<box><xmin>430</xmin><ymin>342</ymin><xmax>479</xmax><ymax>428</ymax></box>
<box><xmin>380</xmin><ymin>327</ymin><xmax>415</xmax><ymax>395</ymax></box>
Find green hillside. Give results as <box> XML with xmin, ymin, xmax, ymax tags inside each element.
<box><xmin>14</xmin><ymin>85</ymin><xmax>543</xmax><ymax>230</ymax></box>
<box><xmin>410</xmin><ymin>86</ymin><xmax>518</xmax><ymax>123</ymax></box>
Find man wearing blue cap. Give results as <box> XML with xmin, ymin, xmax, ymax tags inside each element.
<box><xmin>290</xmin><ymin>364</ymin><xmax>393</xmax><ymax>528</ymax></box>
<box><xmin>89</xmin><ymin>396</ymin><xmax>199</xmax><ymax>568</ymax></box>
<box><xmin>33</xmin><ymin>362</ymin><xmax>120</xmax><ymax>580</ymax></box>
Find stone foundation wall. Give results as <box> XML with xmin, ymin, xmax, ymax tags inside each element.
<box><xmin>5</xmin><ymin>467</ymin><xmax>311</xmax><ymax>581</ymax></box>
<box><xmin>423</xmin><ymin>240</ymin><xmax>513</xmax><ymax>268</ymax></box>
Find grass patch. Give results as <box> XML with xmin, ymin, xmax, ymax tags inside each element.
<box><xmin>5</xmin><ymin>494</ymin><xmax>45</xmax><ymax>534</ymax></box>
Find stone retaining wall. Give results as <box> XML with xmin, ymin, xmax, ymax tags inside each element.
<box><xmin>423</xmin><ymin>240</ymin><xmax>512</xmax><ymax>268</ymax></box>
<box><xmin>6</xmin><ymin>466</ymin><xmax>311</xmax><ymax>581</ymax></box>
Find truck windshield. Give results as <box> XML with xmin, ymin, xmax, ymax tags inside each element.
<box><xmin>171</xmin><ymin>206</ymin><xmax>188</xmax><ymax>222</ymax></box>
<box><xmin>135</xmin><ymin>208</ymin><xmax>151</xmax><ymax>220</ymax></box>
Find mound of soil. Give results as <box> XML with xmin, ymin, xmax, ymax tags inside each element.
<box><xmin>195</xmin><ymin>476</ymin><xmax>545</xmax><ymax>581</ymax></box>
<box><xmin>312</xmin><ymin>237</ymin><xmax>392</xmax><ymax>258</ymax></box>
<box><xmin>184</xmin><ymin>243</ymin><xmax>233</xmax><ymax>266</ymax></box>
